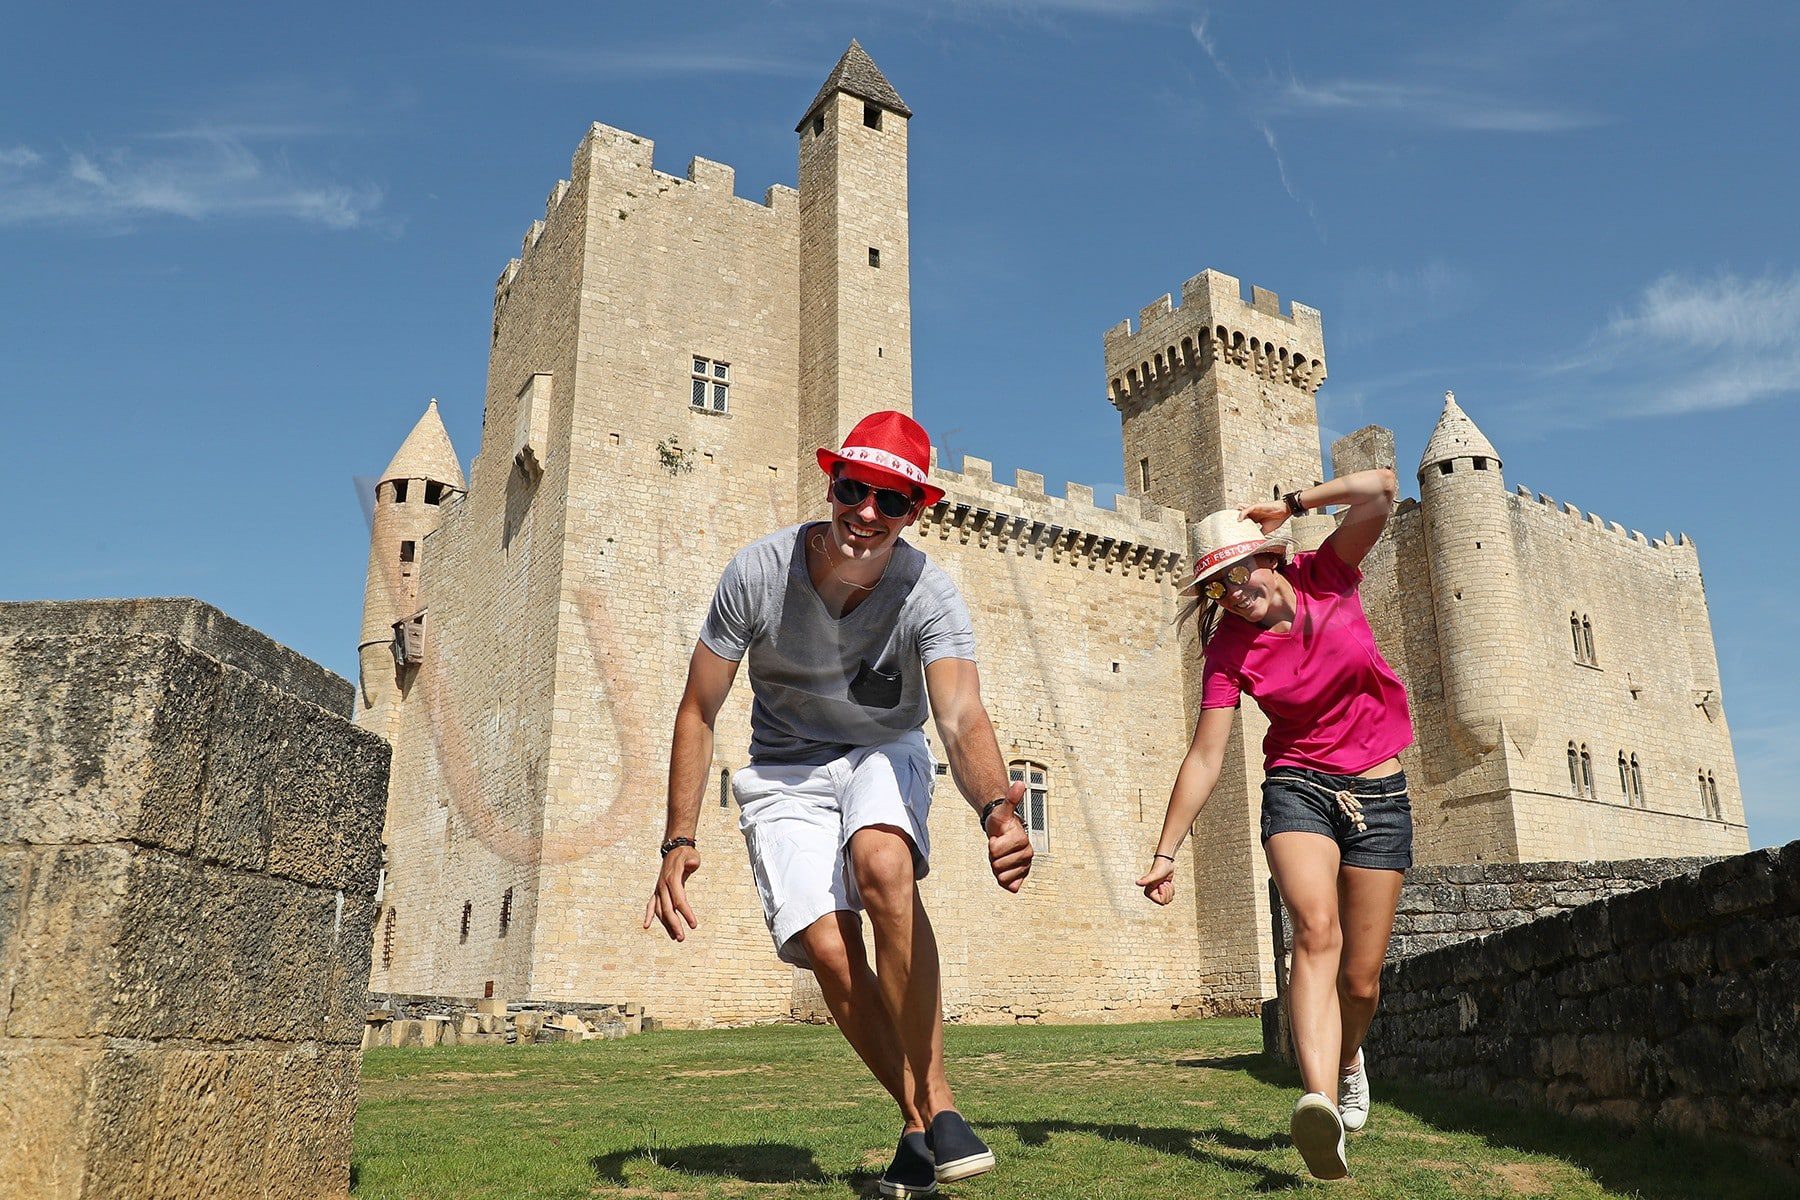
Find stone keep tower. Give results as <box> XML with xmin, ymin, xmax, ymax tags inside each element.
<box><xmin>357</xmin><ymin>399</ymin><xmax>464</xmax><ymax>745</ymax></box>
<box><xmin>796</xmin><ymin>39</ymin><xmax>913</xmax><ymax>516</ymax></box>
<box><xmin>1102</xmin><ymin>272</ymin><xmax>1335</xmax><ymax>1002</ymax></box>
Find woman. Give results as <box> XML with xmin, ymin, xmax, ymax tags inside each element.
<box><xmin>1137</xmin><ymin>468</ymin><xmax>1410</xmax><ymax>1181</ymax></box>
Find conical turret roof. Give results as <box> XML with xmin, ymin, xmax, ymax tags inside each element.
<box><xmin>796</xmin><ymin>40</ymin><xmax>912</xmax><ymax>132</ymax></box>
<box><xmin>381</xmin><ymin>399</ymin><xmax>465</xmax><ymax>489</ymax></box>
<box><xmin>1418</xmin><ymin>391</ymin><xmax>1500</xmax><ymax>474</ymax></box>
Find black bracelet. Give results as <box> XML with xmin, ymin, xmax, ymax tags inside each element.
<box><xmin>1282</xmin><ymin>489</ymin><xmax>1307</xmax><ymax>517</ymax></box>
<box><xmin>1153</xmin><ymin>852</ymin><xmax>1176</xmax><ymax>862</ymax></box>
<box><xmin>977</xmin><ymin>797</ymin><xmax>1011</xmax><ymax>832</ymax></box>
<box><xmin>659</xmin><ymin>836</ymin><xmax>697</xmax><ymax>857</ymax></box>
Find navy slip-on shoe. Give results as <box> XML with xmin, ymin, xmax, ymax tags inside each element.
<box><xmin>878</xmin><ymin>1131</ymin><xmax>937</xmax><ymax>1199</ymax></box>
<box><xmin>926</xmin><ymin>1111</ymin><xmax>996</xmax><ymax>1184</ymax></box>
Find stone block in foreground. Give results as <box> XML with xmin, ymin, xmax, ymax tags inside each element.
<box><xmin>0</xmin><ymin>599</ymin><xmax>390</xmax><ymax>1199</ymax></box>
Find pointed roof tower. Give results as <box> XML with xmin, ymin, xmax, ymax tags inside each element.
<box><xmin>796</xmin><ymin>40</ymin><xmax>912</xmax><ymax>132</ymax></box>
<box><xmin>381</xmin><ymin>399</ymin><xmax>465</xmax><ymax>489</ymax></box>
<box><xmin>1418</xmin><ymin>391</ymin><xmax>1500</xmax><ymax>475</ymax></box>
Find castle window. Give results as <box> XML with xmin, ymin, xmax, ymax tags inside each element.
<box><xmin>863</xmin><ymin>102</ymin><xmax>882</xmax><ymax>129</ymax></box>
<box><xmin>869</xmin><ymin>247</ymin><xmax>881</xmax><ymax>268</ymax></box>
<box><xmin>1618</xmin><ymin>752</ymin><xmax>1630</xmax><ymax>802</ymax></box>
<box><xmin>499</xmin><ymin>887</ymin><xmax>514</xmax><ymax>938</ymax></box>
<box><xmin>1439</xmin><ymin>462</ymin><xmax>1454</xmax><ymax>475</ymax></box>
<box><xmin>1567</xmin><ymin>742</ymin><xmax>1581</xmax><ymax>793</ymax></box>
<box><xmin>720</xmin><ymin>768</ymin><xmax>730</xmax><ymax>809</ymax></box>
<box><xmin>1630</xmin><ymin>754</ymin><xmax>1644</xmax><ymax>806</ymax></box>
<box><xmin>1140</xmin><ymin>458</ymin><xmax>1151</xmax><ymax>491</ymax></box>
<box><xmin>400</xmin><ymin>540</ymin><xmax>416</xmax><ymax>564</ymax></box>
<box><xmin>812</xmin><ymin>113</ymin><xmax>825</xmax><ymax>136</ymax></box>
<box><xmin>691</xmin><ymin>356</ymin><xmax>730</xmax><ymax>413</ymax></box>
<box><xmin>1473</xmin><ymin>457</ymin><xmax>1489</xmax><ymax>470</ymax></box>
<box><xmin>1704</xmin><ymin>770</ymin><xmax>1720</xmax><ymax>818</ymax></box>
<box><xmin>1008</xmin><ymin>761</ymin><xmax>1049</xmax><ymax>854</ymax></box>
<box><xmin>1580</xmin><ymin>745</ymin><xmax>1594</xmax><ymax>798</ymax></box>
<box><xmin>460</xmin><ymin>901</ymin><xmax>472</xmax><ymax>945</ymax></box>
<box><xmin>1571</xmin><ymin>613</ymin><xmax>1598</xmax><ymax>666</ymax></box>
<box><xmin>382</xmin><ymin>907</ymin><xmax>396</xmax><ymax>969</ymax></box>
<box><xmin>1582</xmin><ymin>617</ymin><xmax>1596</xmax><ymax>665</ymax></box>
<box><xmin>392</xmin><ymin>479</ymin><xmax>409</xmax><ymax>503</ymax></box>
<box><xmin>425</xmin><ymin>481</ymin><xmax>446</xmax><ymax>505</ymax></box>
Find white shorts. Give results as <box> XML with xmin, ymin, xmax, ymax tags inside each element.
<box><xmin>732</xmin><ymin>732</ymin><xmax>935</xmax><ymax>969</ymax></box>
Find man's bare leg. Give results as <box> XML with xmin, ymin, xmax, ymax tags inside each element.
<box><xmin>848</xmin><ymin>825</ymin><xmax>954</xmax><ymax>1120</ymax></box>
<box><xmin>795</xmin><ymin>911</ymin><xmax>924</xmax><ymax>1129</ymax></box>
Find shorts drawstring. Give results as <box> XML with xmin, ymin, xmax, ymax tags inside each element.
<box><xmin>1269</xmin><ymin>771</ymin><xmax>1407</xmax><ymax>836</ymax></box>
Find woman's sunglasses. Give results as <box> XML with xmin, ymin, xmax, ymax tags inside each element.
<box><xmin>1201</xmin><ymin>564</ymin><xmax>1251</xmax><ymax>601</ymax></box>
<box><xmin>832</xmin><ymin>476</ymin><xmax>919</xmax><ymax>519</ymax></box>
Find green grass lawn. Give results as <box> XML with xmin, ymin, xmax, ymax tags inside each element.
<box><xmin>354</xmin><ymin>1018</ymin><xmax>1792</xmax><ymax>1199</ymax></box>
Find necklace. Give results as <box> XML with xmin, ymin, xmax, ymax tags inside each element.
<box><xmin>810</xmin><ymin>531</ymin><xmax>886</xmax><ymax>593</ymax></box>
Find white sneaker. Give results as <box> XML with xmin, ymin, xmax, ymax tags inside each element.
<box><xmin>1339</xmin><ymin>1050</ymin><xmax>1370</xmax><ymax>1132</ymax></box>
<box><xmin>1291</xmin><ymin>1092</ymin><xmax>1348</xmax><ymax>1180</ymax></box>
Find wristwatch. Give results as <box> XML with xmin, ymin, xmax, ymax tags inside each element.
<box><xmin>977</xmin><ymin>797</ymin><xmax>1013</xmax><ymax>833</ymax></box>
<box><xmin>1282</xmin><ymin>489</ymin><xmax>1307</xmax><ymax>518</ymax></box>
<box><xmin>659</xmin><ymin>836</ymin><xmax>697</xmax><ymax>857</ymax></box>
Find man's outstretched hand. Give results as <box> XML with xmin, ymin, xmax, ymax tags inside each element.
<box><xmin>984</xmin><ymin>780</ymin><xmax>1034</xmax><ymax>892</ymax></box>
<box><xmin>643</xmin><ymin>847</ymin><xmax>702</xmax><ymax>941</ymax></box>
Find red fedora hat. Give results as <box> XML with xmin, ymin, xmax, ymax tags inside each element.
<box><xmin>816</xmin><ymin>410</ymin><xmax>945</xmax><ymax>507</ymax></box>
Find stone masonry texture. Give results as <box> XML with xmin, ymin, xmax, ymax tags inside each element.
<box><xmin>357</xmin><ymin>46</ymin><xmax>1749</xmax><ymax>1027</ymax></box>
<box><xmin>1360</xmin><ymin>841</ymin><xmax>1800</xmax><ymax>1173</ymax></box>
<box><xmin>0</xmin><ymin>600</ymin><xmax>389</xmax><ymax>1200</ymax></box>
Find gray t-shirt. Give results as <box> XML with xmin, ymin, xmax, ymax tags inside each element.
<box><xmin>699</xmin><ymin>523</ymin><xmax>977</xmax><ymax>764</ymax></box>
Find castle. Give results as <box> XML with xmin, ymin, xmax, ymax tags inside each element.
<box><xmin>356</xmin><ymin>44</ymin><xmax>1747</xmax><ymax>1026</ymax></box>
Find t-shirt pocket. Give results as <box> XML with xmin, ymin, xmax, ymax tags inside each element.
<box><xmin>848</xmin><ymin>658</ymin><xmax>904</xmax><ymax>709</ymax></box>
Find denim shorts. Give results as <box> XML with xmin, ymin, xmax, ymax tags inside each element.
<box><xmin>1260</xmin><ymin>766</ymin><xmax>1413</xmax><ymax>870</ymax></box>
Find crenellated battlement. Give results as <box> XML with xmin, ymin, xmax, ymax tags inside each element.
<box><xmin>495</xmin><ymin>122</ymin><xmax>797</xmax><ymax>312</ymax></box>
<box><xmin>915</xmin><ymin>452</ymin><xmax>1187</xmax><ymax>581</ymax></box>
<box><xmin>1104</xmin><ymin>269</ymin><xmax>1326</xmax><ymax>410</ymax></box>
<box><xmin>1509</xmin><ymin>484</ymin><xmax>1695</xmax><ymax>551</ymax></box>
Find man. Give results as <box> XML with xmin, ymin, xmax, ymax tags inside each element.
<box><xmin>644</xmin><ymin>410</ymin><xmax>1033</xmax><ymax>1199</ymax></box>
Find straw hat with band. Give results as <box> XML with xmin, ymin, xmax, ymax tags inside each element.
<box><xmin>816</xmin><ymin>410</ymin><xmax>946</xmax><ymax>508</ymax></box>
<box><xmin>1183</xmin><ymin>510</ymin><xmax>1294</xmax><ymax>597</ymax></box>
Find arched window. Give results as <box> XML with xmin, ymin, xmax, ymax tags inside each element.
<box><xmin>720</xmin><ymin>768</ymin><xmax>731</xmax><ymax>809</ymax></box>
<box><xmin>1705</xmin><ymin>770</ymin><xmax>1720</xmax><ymax>819</ymax></box>
<box><xmin>1567</xmin><ymin>742</ymin><xmax>1581</xmax><ymax>793</ymax></box>
<box><xmin>1008</xmin><ymin>761</ymin><xmax>1049</xmax><ymax>853</ymax></box>
<box><xmin>1630</xmin><ymin>754</ymin><xmax>1644</xmax><ymax>806</ymax></box>
<box><xmin>1579</xmin><ymin>745</ymin><xmax>1594</xmax><ymax>798</ymax></box>
<box><xmin>1618</xmin><ymin>752</ymin><xmax>1630</xmax><ymax>800</ymax></box>
<box><xmin>1581</xmin><ymin>616</ymin><xmax>1596</xmax><ymax>665</ymax></box>
<box><xmin>1571</xmin><ymin>613</ymin><xmax>1583</xmax><ymax>659</ymax></box>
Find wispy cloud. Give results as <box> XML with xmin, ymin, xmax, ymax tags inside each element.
<box><xmin>1542</xmin><ymin>271</ymin><xmax>1800</xmax><ymax>419</ymax></box>
<box><xmin>1274</xmin><ymin>76</ymin><xmax>1607</xmax><ymax>133</ymax></box>
<box><xmin>494</xmin><ymin>46</ymin><xmax>816</xmax><ymax>78</ymax></box>
<box><xmin>0</xmin><ymin>131</ymin><xmax>385</xmax><ymax>232</ymax></box>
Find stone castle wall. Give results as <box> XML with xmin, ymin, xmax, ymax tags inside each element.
<box><xmin>1363</xmin><ymin>843</ymin><xmax>1800</xmax><ymax>1173</ymax></box>
<box><xmin>2</xmin><ymin>600</ymin><xmax>388</xmax><ymax>1199</ymax></box>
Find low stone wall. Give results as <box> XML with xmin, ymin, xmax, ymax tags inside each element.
<box><xmin>1263</xmin><ymin>856</ymin><xmax>1719</xmax><ymax>1057</ymax></box>
<box><xmin>1389</xmin><ymin>857</ymin><xmax>1722</xmax><ymax>959</ymax></box>
<box><xmin>0</xmin><ymin>601</ymin><xmax>388</xmax><ymax>1200</ymax></box>
<box><xmin>363</xmin><ymin>993</ymin><xmax>655</xmax><ymax>1046</ymax></box>
<box><xmin>1366</xmin><ymin>843</ymin><xmax>1800</xmax><ymax>1171</ymax></box>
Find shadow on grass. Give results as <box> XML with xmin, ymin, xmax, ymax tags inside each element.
<box><xmin>590</xmin><ymin>1143</ymin><xmax>877</xmax><ymax>1189</ymax></box>
<box><xmin>1185</xmin><ymin>1049</ymin><xmax>1798</xmax><ymax>1199</ymax></box>
<box><xmin>995</xmin><ymin>1119</ymin><xmax>1306</xmax><ymax>1193</ymax></box>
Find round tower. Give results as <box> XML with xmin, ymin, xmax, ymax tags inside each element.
<box><xmin>1417</xmin><ymin>391</ymin><xmax>1536</xmax><ymax>764</ymax></box>
<box><xmin>357</xmin><ymin>399</ymin><xmax>464</xmax><ymax>742</ymax></box>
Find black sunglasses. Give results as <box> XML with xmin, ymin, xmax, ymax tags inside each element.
<box><xmin>832</xmin><ymin>475</ymin><xmax>918</xmax><ymax>519</ymax></box>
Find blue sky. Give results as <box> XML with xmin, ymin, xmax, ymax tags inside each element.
<box><xmin>3</xmin><ymin>2</ymin><xmax>1796</xmax><ymax>846</ymax></box>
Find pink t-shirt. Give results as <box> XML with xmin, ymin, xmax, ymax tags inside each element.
<box><xmin>1200</xmin><ymin>547</ymin><xmax>1413</xmax><ymax>775</ymax></box>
